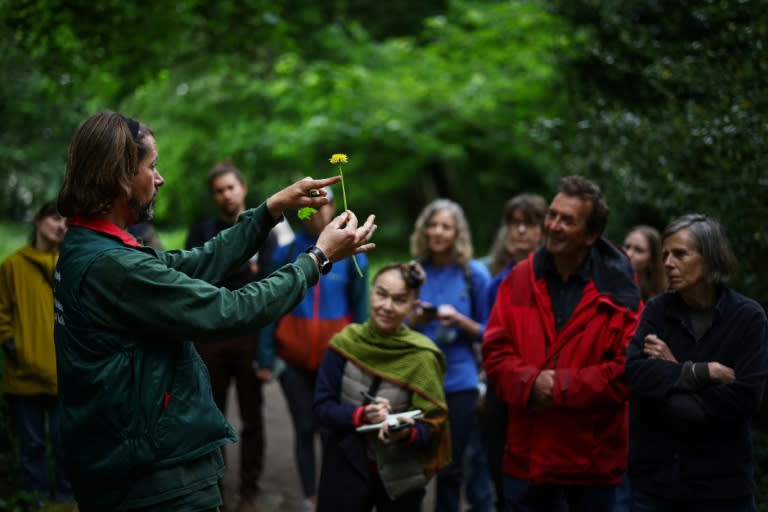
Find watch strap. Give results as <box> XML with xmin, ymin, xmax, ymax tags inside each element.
<box><xmin>305</xmin><ymin>245</ymin><xmax>332</xmax><ymax>274</ymax></box>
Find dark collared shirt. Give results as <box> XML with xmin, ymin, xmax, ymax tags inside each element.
<box><xmin>543</xmin><ymin>251</ymin><xmax>592</xmax><ymax>331</ymax></box>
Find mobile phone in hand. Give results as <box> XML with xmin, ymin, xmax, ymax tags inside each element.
<box><xmin>422</xmin><ymin>305</ymin><xmax>437</xmax><ymax>315</ymax></box>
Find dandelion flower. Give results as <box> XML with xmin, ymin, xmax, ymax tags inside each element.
<box><xmin>329</xmin><ymin>153</ymin><xmax>348</xmax><ymax>164</ymax></box>
<box><xmin>329</xmin><ymin>152</ymin><xmax>363</xmax><ymax>278</ymax></box>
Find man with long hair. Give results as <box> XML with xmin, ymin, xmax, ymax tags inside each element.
<box><xmin>53</xmin><ymin>111</ymin><xmax>376</xmax><ymax>511</ymax></box>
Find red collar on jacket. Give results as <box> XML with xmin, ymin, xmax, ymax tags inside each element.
<box><xmin>68</xmin><ymin>217</ymin><xmax>142</xmax><ymax>248</ymax></box>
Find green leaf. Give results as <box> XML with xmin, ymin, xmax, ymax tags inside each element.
<box><xmin>297</xmin><ymin>207</ymin><xmax>317</xmax><ymax>220</ymax></box>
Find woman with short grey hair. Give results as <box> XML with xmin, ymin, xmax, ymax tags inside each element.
<box><xmin>662</xmin><ymin>213</ymin><xmax>738</xmax><ymax>287</ymax></box>
<box><xmin>625</xmin><ymin>213</ymin><xmax>767</xmax><ymax>511</ymax></box>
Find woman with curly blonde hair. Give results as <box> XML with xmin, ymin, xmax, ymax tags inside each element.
<box><xmin>407</xmin><ymin>198</ymin><xmax>490</xmax><ymax>512</ymax></box>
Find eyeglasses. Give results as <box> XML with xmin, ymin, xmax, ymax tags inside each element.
<box><xmin>507</xmin><ymin>219</ymin><xmax>538</xmax><ymax>229</ymax></box>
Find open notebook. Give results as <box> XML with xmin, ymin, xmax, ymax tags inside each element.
<box><xmin>355</xmin><ymin>409</ymin><xmax>423</xmax><ymax>432</ymax></box>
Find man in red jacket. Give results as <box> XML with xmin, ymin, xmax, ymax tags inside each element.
<box><xmin>483</xmin><ymin>176</ymin><xmax>641</xmax><ymax>512</ymax></box>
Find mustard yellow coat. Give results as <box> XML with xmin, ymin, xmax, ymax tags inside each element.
<box><xmin>0</xmin><ymin>244</ymin><xmax>59</xmax><ymax>395</ymax></box>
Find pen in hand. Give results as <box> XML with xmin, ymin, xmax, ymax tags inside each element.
<box><xmin>360</xmin><ymin>390</ymin><xmax>379</xmax><ymax>405</ymax></box>
<box><xmin>359</xmin><ymin>391</ymin><xmax>393</xmax><ymax>425</ymax></box>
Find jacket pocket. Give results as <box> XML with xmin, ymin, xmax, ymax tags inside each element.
<box><xmin>152</xmin><ymin>345</ymin><xmax>233</xmax><ymax>464</ymax></box>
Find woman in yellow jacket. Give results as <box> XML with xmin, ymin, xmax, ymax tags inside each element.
<box><xmin>0</xmin><ymin>201</ymin><xmax>72</xmax><ymax>504</ymax></box>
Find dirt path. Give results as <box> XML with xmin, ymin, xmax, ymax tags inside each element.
<box><xmin>222</xmin><ymin>379</ymin><xmax>440</xmax><ymax>511</ymax></box>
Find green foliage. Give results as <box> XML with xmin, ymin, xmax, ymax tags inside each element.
<box><xmin>6</xmin><ymin>0</ymin><xmax>765</xmax><ymax>304</ymax></box>
<box><xmin>2</xmin><ymin>0</ymin><xmax>768</xmax><ymax>500</ymax></box>
<box><xmin>0</xmin><ymin>0</ymin><xmax>450</xmax><ymax>222</ymax></box>
<box><xmin>155</xmin><ymin>227</ymin><xmax>188</xmax><ymax>252</ymax></box>
<box><xmin>297</xmin><ymin>207</ymin><xmax>318</xmax><ymax>220</ymax></box>
<box><xmin>0</xmin><ymin>222</ymin><xmax>29</xmax><ymax>262</ymax></box>
<box><xmin>116</xmin><ymin>0</ymin><xmax>568</xmax><ymax>252</ymax></box>
<box><xmin>544</xmin><ymin>0</ymin><xmax>768</xmax><ymax>305</ymax></box>
<box><xmin>0</xmin><ymin>28</ymin><xmax>85</xmax><ymax>220</ymax></box>
<box><xmin>1</xmin><ymin>0</ymin><xmax>568</xmax><ymax>254</ymax></box>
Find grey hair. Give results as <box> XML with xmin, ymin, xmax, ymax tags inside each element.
<box><xmin>409</xmin><ymin>198</ymin><xmax>473</xmax><ymax>267</ymax></box>
<box><xmin>663</xmin><ymin>214</ymin><xmax>738</xmax><ymax>286</ymax></box>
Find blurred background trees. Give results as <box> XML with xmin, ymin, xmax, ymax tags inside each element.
<box><xmin>545</xmin><ymin>0</ymin><xmax>768</xmax><ymax>305</ymax></box>
<box><xmin>1</xmin><ymin>0</ymin><xmax>766</xmax><ymax>303</ymax></box>
<box><xmin>2</xmin><ymin>0</ymin><xmax>768</xmax><ymax>504</ymax></box>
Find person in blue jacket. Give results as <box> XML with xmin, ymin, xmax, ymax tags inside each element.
<box><xmin>407</xmin><ymin>198</ymin><xmax>490</xmax><ymax>512</ymax></box>
<box><xmin>626</xmin><ymin>213</ymin><xmax>768</xmax><ymax>512</ymax></box>
<box><xmin>257</xmin><ymin>187</ymin><xmax>368</xmax><ymax>512</ymax></box>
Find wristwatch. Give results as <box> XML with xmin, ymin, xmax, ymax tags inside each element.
<box><xmin>305</xmin><ymin>245</ymin><xmax>333</xmax><ymax>275</ymax></box>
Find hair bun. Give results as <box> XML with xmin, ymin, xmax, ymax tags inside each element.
<box><xmin>401</xmin><ymin>260</ymin><xmax>426</xmax><ymax>289</ymax></box>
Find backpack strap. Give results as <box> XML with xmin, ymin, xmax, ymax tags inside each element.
<box><xmin>464</xmin><ymin>264</ymin><xmax>476</xmax><ymax>320</ymax></box>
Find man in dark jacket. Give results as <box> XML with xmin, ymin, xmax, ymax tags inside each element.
<box><xmin>483</xmin><ymin>176</ymin><xmax>641</xmax><ymax>512</ymax></box>
<box><xmin>53</xmin><ymin>111</ymin><xmax>376</xmax><ymax>512</ymax></box>
<box><xmin>185</xmin><ymin>160</ymin><xmax>278</xmax><ymax>512</ymax></box>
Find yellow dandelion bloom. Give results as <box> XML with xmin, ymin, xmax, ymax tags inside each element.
<box><xmin>329</xmin><ymin>153</ymin><xmax>348</xmax><ymax>164</ymax></box>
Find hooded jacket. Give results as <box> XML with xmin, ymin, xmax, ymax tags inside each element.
<box><xmin>483</xmin><ymin>238</ymin><xmax>641</xmax><ymax>485</ymax></box>
<box><xmin>0</xmin><ymin>245</ymin><xmax>59</xmax><ymax>395</ymax></box>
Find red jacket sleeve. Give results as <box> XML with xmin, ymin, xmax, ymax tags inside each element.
<box><xmin>482</xmin><ymin>272</ymin><xmax>540</xmax><ymax>408</ymax></box>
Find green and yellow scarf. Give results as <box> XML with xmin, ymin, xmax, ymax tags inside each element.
<box><xmin>329</xmin><ymin>320</ymin><xmax>452</xmax><ymax>473</ymax></box>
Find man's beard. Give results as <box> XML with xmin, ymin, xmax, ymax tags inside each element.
<box><xmin>220</xmin><ymin>202</ymin><xmax>243</xmax><ymax>219</ymax></box>
<box><xmin>128</xmin><ymin>196</ymin><xmax>155</xmax><ymax>223</ymax></box>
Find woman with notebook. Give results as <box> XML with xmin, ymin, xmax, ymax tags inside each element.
<box><xmin>313</xmin><ymin>261</ymin><xmax>451</xmax><ymax>511</ymax></box>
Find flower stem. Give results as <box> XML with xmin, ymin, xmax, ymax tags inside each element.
<box><xmin>339</xmin><ymin>166</ymin><xmax>363</xmax><ymax>277</ymax></box>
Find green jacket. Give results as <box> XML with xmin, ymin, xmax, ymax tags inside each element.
<box><xmin>54</xmin><ymin>205</ymin><xmax>319</xmax><ymax>508</ymax></box>
<box><xmin>0</xmin><ymin>245</ymin><xmax>59</xmax><ymax>395</ymax></box>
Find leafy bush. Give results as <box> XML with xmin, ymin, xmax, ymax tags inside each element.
<box><xmin>544</xmin><ymin>0</ymin><xmax>768</xmax><ymax>306</ymax></box>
